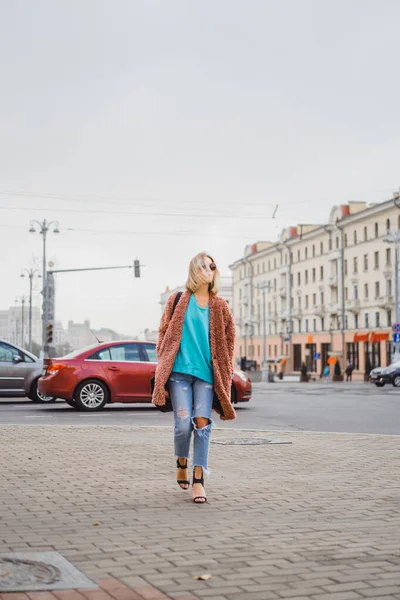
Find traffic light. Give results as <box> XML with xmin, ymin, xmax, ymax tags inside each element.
<box><xmin>134</xmin><ymin>259</ymin><xmax>140</xmax><ymax>278</ymax></box>
<box><xmin>46</xmin><ymin>323</ymin><xmax>54</xmax><ymax>344</ymax></box>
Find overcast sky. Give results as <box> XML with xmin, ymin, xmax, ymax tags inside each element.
<box><xmin>1</xmin><ymin>0</ymin><xmax>399</xmax><ymax>336</ymax></box>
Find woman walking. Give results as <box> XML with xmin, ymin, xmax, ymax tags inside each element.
<box><xmin>152</xmin><ymin>252</ymin><xmax>236</xmax><ymax>504</ymax></box>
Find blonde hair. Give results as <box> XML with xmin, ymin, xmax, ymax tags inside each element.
<box><xmin>185</xmin><ymin>252</ymin><xmax>220</xmax><ymax>295</ymax></box>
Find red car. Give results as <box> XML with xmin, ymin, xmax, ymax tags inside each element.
<box><xmin>38</xmin><ymin>341</ymin><xmax>252</xmax><ymax>411</ymax></box>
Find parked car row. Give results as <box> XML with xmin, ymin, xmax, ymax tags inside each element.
<box><xmin>0</xmin><ymin>339</ymin><xmax>252</xmax><ymax>411</ymax></box>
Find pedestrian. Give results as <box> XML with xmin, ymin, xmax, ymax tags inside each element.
<box><xmin>152</xmin><ymin>252</ymin><xmax>236</xmax><ymax>504</ymax></box>
<box><xmin>345</xmin><ymin>359</ymin><xmax>354</xmax><ymax>382</ymax></box>
<box><xmin>323</xmin><ymin>365</ymin><xmax>330</xmax><ymax>382</ymax></box>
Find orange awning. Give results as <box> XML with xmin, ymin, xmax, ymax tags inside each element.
<box><xmin>354</xmin><ymin>333</ymin><xmax>369</xmax><ymax>342</ymax></box>
<box><xmin>370</xmin><ymin>332</ymin><xmax>389</xmax><ymax>343</ymax></box>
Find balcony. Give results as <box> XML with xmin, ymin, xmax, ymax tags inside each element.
<box><xmin>328</xmin><ymin>276</ymin><xmax>338</xmax><ymax>288</ymax></box>
<box><xmin>347</xmin><ymin>299</ymin><xmax>361</xmax><ymax>313</ymax></box>
<box><xmin>377</xmin><ymin>295</ymin><xmax>394</xmax><ymax>308</ymax></box>
<box><xmin>279</xmin><ymin>285</ymin><xmax>287</xmax><ymax>297</ymax></box>
<box><xmin>314</xmin><ymin>304</ymin><xmax>326</xmax><ymax>316</ymax></box>
<box><xmin>328</xmin><ymin>302</ymin><xmax>339</xmax><ymax>315</ymax></box>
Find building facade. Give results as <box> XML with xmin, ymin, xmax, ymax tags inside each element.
<box><xmin>230</xmin><ymin>198</ymin><xmax>400</xmax><ymax>380</ymax></box>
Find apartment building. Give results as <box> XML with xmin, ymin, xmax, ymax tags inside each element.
<box><xmin>230</xmin><ymin>197</ymin><xmax>400</xmax><ymax>380</ymax></box>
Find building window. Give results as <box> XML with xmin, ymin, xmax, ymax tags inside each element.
<box><xmin>274</xmin><ymin>278</ymin><xmax>277</xmax><ymax>291</ymax></box>
<box><xmin>321</xmin><ymin>291</ymin><xmax>324</xmax><ymax>304</ymax></box>
<box><xmin>298</xmin><ymin>297</ymin><xmax>301</xmax><ymax>308</ymax></box>
<box><xmin>375</xmin><ymin>282</ymin><xmax>380</xmax><ymax>298</ymax></box>
<box><xmin>320</xmin><ymin>241</ymin><xmax>323</xmax><ymax>254</ymax></box>
<box><xmin>375</xmin><ymin>222</ymin><xmax>379</xmax><ymax>238</ymax></box>
<box><xmin>298</xmin><ymin>272</ymin><xmax>301</xmax><ymax>285</ymax></box>
<box><xmin>346</xmin><ymin>342</ymin><xmax>360</xmax><ymax>370</ymax></box>
<box><xmin>313</xmin><ymin>318</ymin><xmax>316</xmax><ymax>332</ymax></box>
<box><xmin>364</xmin><ymin>226</ymin><xmax>368</xmax><ymax>241</ymax></box>
<box><xmin>365</xmin><ymin>313</ymin><xmax>369</xmax><ymax>328</ymax></box>
<box><xmin>344</xmin><ymin>234</ymin><xmax>348</xmax><ymax>247</ymax></box>
<box><xmin>336</xmin><ymin>236</ymin><xmax>339</xmax><ymax>249</ymax></box>
<box><xmin>305</xmin><ymin>247</ymin><xmax>308</xmax><ymax>259</ymax></box>
<box><xmin>386</xmin><ymin>248</ymin><xmax>391</xmax><ymax>266</ymax></box>
<box><xmin>312</xmin><ymin>268</ymin><xmax>316</xmax><ymax>282</ymax></box>
<box><xmin>268</xmin><ymin>260</ymin><xmax>271</xmax><ymax>270</ymax></box>
<box><xmin>387</xmin><ymin>310</ymin><xmax>392</xmax><ymax>327</ymax></box>
<box><xmin>376</xmin><ymin>312</ymin><xmax>380</xmax><ymax>327</ymax></box>
<box><xmin>355</xmin><ymin>314</ymin><xmax>359</xmax><ymax>329</ymax></box>
<box><xmin>312</xmin><ymin>244</ymin><xmax>315</xmax><ymax>257</ymax></box>
<box><xmin>305</xmin><ymin>319</ymin><xmax>308</xmax><ymax>332</ymax></box>
<box><xmin>345</xmin><ymin>315</ymin><xmax>349</xmax><ymax>329</ymax></box>
<box><xmin>364</xmin><ymin>283</ymin><xmax>369</xmax><ymax>299</ymax></box>
<box><xmin>320</xmin><ymin>266</ymin><xmax>324</xmax><ymax>280</ymax></box>
<box><xmin>353</xmin><ymin>257</ymin><xmax>358</xmax><ymax>273</ymax></box>
<box><xmin>313</xmin><ymin>293</ymin><xmax>316</xmax><ymax>305</ymax></box>
<box><xmin>344</xmin><ymin>260</ymin><xmax>348</xmax><ymax>275</ymax></box>
<box><xmin>386</xmin><ymin>218</ymin><xmax>390</xmax><ymax>232</ymax></box>
<box><xmin>345</xmin><ymin>287</ymin><xmax>348</xmax><ymax>301</ymax></box>
<box><xmin>354</xmin><ymin>285</ymin><xmax>358</xmax><ymax>299</ymax></box>
<box><xmin>274</xmin><ymin>258</ymin><xmax>276</xmax><ymax>269</ymax></box>
<box><xmin>388</xmin><ymin>279</ymin><xmax>392</xmax><ymax>296</ymax></box>
<box><xmin>374</xmin><ymin>251</ymin><xmax>379</xmax><ymax>269</ymax></box>
<box><xmin>305</xmin><ymin>295</ymin><xmax>309</xmax><ymax>308</ymax></box>
<box><xmin>363</xmin><ymin>254</ymin><xmax>368</xmax><ymax>271</ymax></box>
<box><xmin>321</xmin><ymin>317</ymin><xmax>325</xmax><ymax>331</ymax></box>
<box><xmin>329</xmin><ymin>237</ymin><xmax>332</xmax><ymax>251</ymax></box>
<box><xmin>353</xmin><ymin>230</ymin><xmax>357</xmax><ymax>245</ymax></box>
<box><xmin>298</xmin><ymin>320</ymin><xmax>301</xmax><ymax>333</ymax></box>
<box><xmin>305</xmin><ymin>270</ymin><xmax>308</xmax><ymax>284</ymax></box>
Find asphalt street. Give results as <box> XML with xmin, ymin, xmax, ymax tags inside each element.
<box><xmin>1</xmin><ymin>381</ymin><xmax>399</xmax><ymax>434</ymax></box>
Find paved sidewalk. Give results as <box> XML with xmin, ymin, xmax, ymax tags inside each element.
<box><xmin>1</xmin><ymin>426</ymin><xmax>400</xmax><ymax>600</ymax></box>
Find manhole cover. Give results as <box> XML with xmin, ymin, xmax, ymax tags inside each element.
<box><xmin>211</xmin><ymin>438</ymin><xmax>292</xmax><ymax>445</ymax></box>
<box><xmin>0</xmin><ymin>552</ymin><xmax>98</xmax><ymax>592</ymax></box>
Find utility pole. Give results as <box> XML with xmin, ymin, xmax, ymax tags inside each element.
<box><xmin>336</xmin><ymin>218</ymin><xmax>346</xmax><ymax>369</ymax></box>
<box><xmin>29</xmin><ymin>220</ymin><xmax>60</xmax><ymax>356</ymax></box>
<box><xmin>15</xmin><ymin>296</ymin><xmax>27</xmax><ymax>347</ymax></box>
<box><xmin>20</xmin><ymin>268</ymin><xmax>41</xmax><ymax>353</ymax></box>
<box><xmin>383</xmin><ymin>230</ymin><xmax>400</xmax><ymax>361</ymax></box>
<box><xmin>255</xmin><ymin>281</ymin><xmax>271</xmax><ymax>381</ymax></box>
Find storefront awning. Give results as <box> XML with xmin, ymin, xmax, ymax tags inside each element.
<box><xmin>354</xmin><ymin>332</ymin><xmax>389</xmax><ymax>343</ymax></box>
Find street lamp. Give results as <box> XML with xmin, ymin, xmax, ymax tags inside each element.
<box><xmin>383</xmin><ymin>230</ymin><xmax>400</xmax><ymax>361</ymax></box>
<box><xmin>20</xmin><ymin>268</ymin><xmax>41</xmax><ymax>353</ymax></box>
<box><xmin>14</xmin><ymin>295</ymin><xmax>27</xmax><ymax>347</ymax></box>
<box><xmin>29</xmin><ymin>219</ymin><xmax>60</xmax><ymax>355</ymax></box>
<box><xmin>255</xmin><ymin>281</ymin><xmax>271</xmax><ymax>382</ymax></box>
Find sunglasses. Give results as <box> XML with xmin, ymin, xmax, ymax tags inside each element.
<box><xmin>201</xmin><ymin>262</ymin><xmax>217</xmax><ymax>271</ymax></box>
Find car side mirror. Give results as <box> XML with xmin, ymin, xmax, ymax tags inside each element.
<box><xmin>12</xmin><ymin>355</ymin><xmax>23</xmax><ymax>364</ymax></box>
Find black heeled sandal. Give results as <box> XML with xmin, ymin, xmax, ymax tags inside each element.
<box><xmin>192</xmin><ymin>467</ymin><xmax>207</xmax><ymax>504</ymax></box>
<box><xmin>176</xmin><ymin>458</ymin><xmax>190</xmax><ymax>490</ymax></box>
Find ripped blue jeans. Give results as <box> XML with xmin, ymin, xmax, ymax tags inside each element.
<box><xmin>169</xmin><ymin>372</ymin><xmax>214</xmax><ymax>474</ymax></box>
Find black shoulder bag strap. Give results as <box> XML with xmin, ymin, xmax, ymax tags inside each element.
<box><xmin>171</xmin><ymin>291</ymin><xmax>183</xmax><ymax>316</ymax></box>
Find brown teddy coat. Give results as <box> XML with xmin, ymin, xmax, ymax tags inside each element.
<box><xmin>152</xmin><ymin>290</ymin><xmax>236</xmax><ymax>421</ymax></box>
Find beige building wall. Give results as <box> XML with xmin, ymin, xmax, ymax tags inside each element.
<box><xmin>231</xmin><ymin>197</ymin><xmax>400</xmax><ymax>379</ymax></box>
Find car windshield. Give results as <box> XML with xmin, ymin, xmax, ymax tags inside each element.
<box><xmin>61</xmin><ymin>343</ymin><xmax>100</xmax><ymax>359</ymax></box>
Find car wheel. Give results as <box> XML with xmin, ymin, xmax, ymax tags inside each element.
<box><xmin>231</xmin><ymin>384</ymin><xmax>237</xmax><ymax>404</ymax></box>
<box><xmin>375</xmin><ymin>382</ymin><xmax>385</xmax><ymax>387</ymax></box>
<box><xmin>392</xmin><ymin>376</ymin><xmax>400</xmax><ymax>388</ymax></box>
<box><xmin>74</xmin><ymin>379</ymin><xmax>108</xmax><ymax>411</ymax></box>
<box><xmin>31</xmin><ymin>380</ymin><xmax>57</xmax><ymax>403</ymax></box>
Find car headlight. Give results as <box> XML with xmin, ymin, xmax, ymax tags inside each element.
<box><xmin>234</xmin><ymin>370</ymin><xmax>248</xmax><ymax>382</ymax></box>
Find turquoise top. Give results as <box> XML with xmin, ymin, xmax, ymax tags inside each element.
<box><xmin>172</xmin><ymin>294</ymin><xmax>214</xmax><ymax>384</ymax></box>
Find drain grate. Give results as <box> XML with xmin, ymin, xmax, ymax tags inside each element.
<box><xmin>0</xmin><ymin>552</ymin><xmax>98</xmax><ymax>592</ymax></box>
<box><xmin>211</xmin><ymin>438</ymin><xmax>292</xmax><ymax>445</ymax></box>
